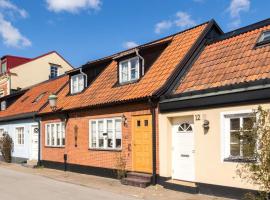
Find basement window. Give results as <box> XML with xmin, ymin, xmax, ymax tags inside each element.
<box><xmin>256</xmin><ymin>31</ymin><xmax>270</xmax><ymax>46</ymax></box>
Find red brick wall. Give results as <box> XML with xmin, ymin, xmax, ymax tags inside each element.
<box><xmin>41</xmin><ymin>102</ymin><xmax>160</xmax><ymax>173</ymax></box>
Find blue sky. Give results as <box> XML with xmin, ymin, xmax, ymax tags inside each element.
<box><xmin>0</xmin><ymin>0</ymin><xmax>269</xmax><ymax>67</ymax></box>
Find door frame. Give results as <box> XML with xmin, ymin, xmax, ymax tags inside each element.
<box><xmin>30</xmin><ymin>125</ymin><xmax>39</xmax><ymax>160</ymax></box>
<box><xmin>131</xmin><ymin>114</ymin><xmax>153</xmax><ymax>173</ymax></box>
<box><xmin>171</xmin><ymin>120</ymin><xmax>195</xmax><ymax>181</ymax></box>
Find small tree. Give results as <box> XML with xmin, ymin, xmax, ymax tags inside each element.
<box><xmin>0</xmin><ymin>134</ymin><xmax>13</xmax><ymax>163</ymax></box>
<box><xmin>236</xmin><ymin>106</ymin><xmax>270</xmax><ymax>199</ymax></box>
<box><xmin>114</xmin><ymin>152</ymin><xmax>127</xmax><ymax>179</ymax></box>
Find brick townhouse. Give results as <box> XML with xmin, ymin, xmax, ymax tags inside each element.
<box><xmin>38</xmin><ymin>20</ymin><xmax>222</xmax><ymax>186</ymax></box>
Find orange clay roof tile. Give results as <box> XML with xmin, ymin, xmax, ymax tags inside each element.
<box><xmin>41</xmin><ymin>23</ymin><xmax>209</xmax><ymax>113</ymax></box>
<box><xmin>174</xmin><ymin>23</ymin><xmax>270</xmax><ymax>94</ymax></box>
<box><xmin>0</xmin><ymin>76</ymin><xmax>68</xmax><ymax>119</ymax></box>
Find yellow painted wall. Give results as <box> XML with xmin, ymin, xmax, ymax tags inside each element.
<box><xmin>10</xmin><ymin>52</ymin><xmax>73</xmax><ymax>90</ymax></box>
<box><xmin>159</xmin><ymin>102</ymin><xmax>267</xmax><ymax>190</ymax></box>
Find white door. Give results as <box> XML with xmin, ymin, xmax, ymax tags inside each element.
<box><xmin>172</xmin><ymin>122</ymin><xmax>195</xmax><ymax>181</ymax></box>
<box><xmin>31</xmin><ymin>125</ymin><xmax>39</xmax><ymax>160</ymax></box>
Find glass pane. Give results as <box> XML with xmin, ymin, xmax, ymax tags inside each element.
<box><xmin>98</xmin><ymin>121</ymin><xmax>104</xmax><ymax>148</ymax></box>
<box><xmin>230</xmin><ymin>144</ymin><xmax>240</xmax><ymax>157</ymax></box>
<box><xmin>121</xmin><ymin>61</ymin><xmax>129</xmax><ymax>82</ymax></box>
<box><xmin>115</xmin><ymin>119</ymin><xmax>122</xmax><ymax>148</ymax></box>
<box><xmin>130</xmin><ymin>58</ymin><xmax>139</xmax><ymax>80</ymax></box>
<box><xmin>91</xmin><ymin>121</ymin><xmax>97</xmax><ymax>148</ymax></box>
<box><xmin>46</xmin><ymin>125</ymin><xmax>50</xmax><ymax>145</ymax></box>
<box><xmin>72</xmin><ymin>76</ymin><xmax>78</xmax><ymax>93</ymax></box>
<box><xmin>230</xmin><ymin>131</ymin><xmax>240</xmax><ymax>156</ymax></box>
<box><xmin>144</xmin><ymin>120</ymin><xmax>148</xmax><ymax>127</ymax></box>
<box><xmin>243</xmin><ymin>117</ymin><xmax>253</xmax><ymax>130</ymax></box>
<box><xmin>230</xmin><ymin>118</ymin><xmax>240</xmax><ymax>130</ymax></box>
<box><xmin>51</xmin><ymin>124</ymin><xmax>55</xmax><ymax>146</ymax></box>
<box><xmin>61</xmin><ymin>123</ymin><xmax>65</xmax><ymax>146</ymax></box>
<box><xmin>78</xmin><ymin>75</ymin><xmax>84</xmax><ymax>92</ymax></box>
<box><xmin>107</xmin><ymin>120</ymin><xmax>113</xmax><ymax>148</ymax></box>
<box><xmin>137</xmin><ymin>120</ymin><xmax>141</xmax><ymax>127</ymax></box>
<box><xmin>56</xmin><ymin>124</ymin><xmax>60</xmax><ymax>146</ymax></box>
<box><xmin>242</xmin><ymin>131</ymin><xmax>255</xmax><ymax>157</ymax></box>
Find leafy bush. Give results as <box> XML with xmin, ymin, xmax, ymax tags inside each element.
<box><xmin>236</xmin><ymin>106</ymin><xmax>270</xmax><ymax>200</ymax></box>
<box><xmin>0</xmin><ymin>134</ymin><xmax>13</xmax><ymax>163</ymax></box>
<box><xmin>114</xmin><ymin>152</ymin><xmax>127</xmax><ymax>179</ymax></box>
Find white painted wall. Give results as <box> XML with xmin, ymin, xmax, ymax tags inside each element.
<box><xmin>0</xmin><ymin>119</ymin><xmax>38</xmax><ymax>162</ymax></box>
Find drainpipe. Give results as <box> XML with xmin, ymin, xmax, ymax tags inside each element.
<box><xmin>135</xmin><ymin>49</ymin><xmax>145</xmax><ymax>76</ymax></box>
<box><xmin>33</xmin><ymin>114</ymin><xmax>41</xmax><ymax>166</ymax></box>
<box><xmin>62</xmin><ymin>112</ymin><xmax>69</xmax><ymax>171</ymax></box>
<box><xmin>79</xmin><ymin>68</ymin><xmax>88</xmax><ymax>87</ymax></box>
<box><xmin>149</xmin><ymin>98</ymin><xmax>157</xmax><ymax>184</ymax></box>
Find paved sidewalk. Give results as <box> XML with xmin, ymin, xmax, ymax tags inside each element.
<box><xmin>0</xmin><ymin>162</ymin><xmax>228</xmax><ymax>200</ymax></box>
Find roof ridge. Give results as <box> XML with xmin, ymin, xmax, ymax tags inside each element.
<box><xmin>208</xmin><ymin>17</ymin><xmax>270</xmax><ymax>45</ymax></box>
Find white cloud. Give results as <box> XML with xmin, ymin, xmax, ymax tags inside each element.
<box><xmin>0</xmin><ymin>1</ymin><xmax>31</xmax><ymax>48</ymax></box>
<box><xmin>0</xmin><ymin>0</ymin><xmax>27</xmax><ymax>18</ymax></box>
<box><xmin>175</xmin><ymin>12</ymin><xmax>196</xmax><ymax>28</ymax></box>
<box><xmin>227</xmin><ymin>0</ymin><xmax>250</xmax><ymax>28</ymax></box>
<box><xmin>46</xmin><ymin>0</ymin><xmax>101</xmax><ymax>13</ymax></box>
<box><xmin>155</xmin><ymin>11</ymin><xmax>196</xmax><ymax>34</ymax></box>
<box><xmin>123</xmin><ymin>41</ymin><xmax>138</xmax><ymax>49</ymax></box>
<box><xmin>0</xmin><ymin>14</ymin><xmax>31</xmax><ymax>48</ymax></box>
<box><xmin>155</xmin><ymin>20</ymin><xmax>172</xmax><ymax>34</ymax></box>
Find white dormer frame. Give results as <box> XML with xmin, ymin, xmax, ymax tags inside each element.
<box><xmin>70</xmin><ymin>73</ymin><xmax>85</xmax><ymax>94</ymax></box>
<box><xmin>119</xmin><ymin>57</ymin><xmax>140</xmax><ymax>84</ymax></box>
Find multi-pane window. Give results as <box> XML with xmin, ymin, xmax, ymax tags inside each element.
<box><xmin>1</xmin><ymin>62</ymin><xmax>7</xmax><ymax>74</ymax></box>
<box><xmin>16</xmin><ymin>127</ymin><xmax>24</xmax><ymax>145</ymax></box>
<box><xmin>224</xmin><ymin>114</ymin><xmax>256</xmax><ymax>159</ymax></box>
<box><xmin>70</xmin><ymin>74</ymin><xmax>85</xmax><ymax>94</ymax></box>
<box><xmin>119</xmin><ymin>57</ymin><xmax>140</xmax><ymax>84</ymax></box>
<box><xmin>50</xmin><ymin>65</ymin><xmax>58</xmax><ymax>79</ymax></box>
<box><xmin>45</xmin><ymin>122</ymin><xmax>65</xmax><ymax>147</ymax></box>
<box><xmin>89</xmin><ymin>118</ymin><xmax>122</xmax><ymax>150</ymax></box>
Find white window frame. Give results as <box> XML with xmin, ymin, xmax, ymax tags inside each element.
<box><xmin>1</xmin><ymin>62</ymin><xmax>7</xmax><ymax>74</ymax></box>
<box><xmin>258</xmin><ymin>31</ymin><xmax>270</xmax><ymax>43</ymax></box>
<box><xmin>15</xmin><ymin>126</ymin><xmax>25</xmax><ymax>146</ymax></box>
<box><xmin>50</xmin><ymin>65</ymin><xmax>59</xmax><ymax>79</ymax></box>
<box><xmin>89</xmin><ymin>117</ymin><xmax>122</xmax><ymax>150</ymax></box>
<box><xmin>221</xmin><ymin>110</ymin><xmax>254</xmax><ymax>161</ymax></box>
<box><xmin>70</xmin><ymin>74</ymin><xmax>85</xmax><ymax>94</ymax></box>
<box><xmin>45</xmin><ymin>122</ymin><xmax>65</xmax><ymax>147</ymax></box>
<box><xmin>119</xmin><ymin>57</ymin><xmax>140</xmax><ymax>84</ymax></box>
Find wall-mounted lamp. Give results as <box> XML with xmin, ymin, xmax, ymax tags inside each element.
<box><xmin>122</xmin><ymin>114</ymin><xmax>127</xmax><ymax>126</ymax></box>
<box><xmin>48</xmin><ymin>94</ymin><xmax>57</xmax><ymax>111</ymax></box>
<box><xmin>203</xmin><ymin>120</ymin><xmax>210</xmax><ymax>134</ymax></box>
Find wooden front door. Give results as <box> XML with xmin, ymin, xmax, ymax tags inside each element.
<box><xmin>132</xmin><ymin>115</ymin><xmax>153</xmax><ymax>173</ymax></box>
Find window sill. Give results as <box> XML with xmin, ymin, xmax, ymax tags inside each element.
<box><xmin>88</xmin><ymin>148</ymin><xmax>122</xmax><ymax>152</ymax></box>
<box><xmin>223</xmin><ymin>157</ymin><xmax>256</xmax><ymax>163</ymax></box>
<box><xmin>118</xmin><ymin>79</ymin><xmax>140</xmax><ymax>86</ymax></box>
<box><xmin>44</xmin><ymin>146</ymin><xmax>65</xmax><ymax>149</ymax></box>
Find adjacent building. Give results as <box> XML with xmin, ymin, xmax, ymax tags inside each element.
<box><xmin>0</xmin><ymin>51</ymin><xmax>73</xmax><ymax>97</ymax></box>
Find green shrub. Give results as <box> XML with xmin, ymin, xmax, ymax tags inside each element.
<box><xmin>0</xmin><ymin>134</ymin><xmax>13</xmax><ymax>163</ymax></box>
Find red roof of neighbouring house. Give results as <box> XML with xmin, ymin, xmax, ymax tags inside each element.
<box><xmin>174</xmin><ymin>18</ymin><xmax>270</xmax><ymax>95</ymax></box>
<box><xmin>41</xmin><ymin>21</ymin><xmax>215</xmax><ymax>113</ymax></box>
<box><xmin>0</xmin><ymin>76</ymin><xmax>68</xmax><ymax>120</ymax></box>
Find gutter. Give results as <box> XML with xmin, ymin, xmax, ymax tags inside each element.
<box><xmin>0</xmin><ymin>112</ymin><xmax>36</xmax><ymax>123</ymax></box>
<box><xmin>162</xmin><ymin>83</ymin><xmax>270</xmax><ymax>104</ymax></box>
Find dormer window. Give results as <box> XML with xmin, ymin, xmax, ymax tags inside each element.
<box><xmin>119</xmin><ymin>57</ymin><xmax>140</xmax><ymax>84</ymax></box>
<box><xmin>70</xmin><ymin>74</ymin><xmax>85</xmax><ymax>94</ymax></box>
<box><xmin>50</xmin><ymin>65</ymin><xmax>59</xmax><ymax>79</ymax></box>
<box><xmin>257</xmin><ymin>31</ymin><xmax>270</xmax><ymax>46</ymax></box>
